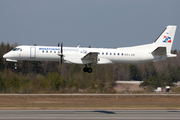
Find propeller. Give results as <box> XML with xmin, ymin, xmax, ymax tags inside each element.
<box><xmin>58</xmin><ymin>42</ymin><xmax>63</xmax><ymax>65</ymax></box>
<box><xmin>60</xmin><ymin>42</ymin><xmax>63</xmax><ymax>65</ymax></box>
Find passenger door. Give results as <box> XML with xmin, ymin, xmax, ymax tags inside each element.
<box><xmin>30</xmin><ymin>47</ymin><xmax>36</xmax><ymax>58</ymax></box>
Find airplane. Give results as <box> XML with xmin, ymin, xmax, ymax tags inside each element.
<box><xmin>3</xmin><ymin>25</ymin><xmax>177</xmax><ymax>73</ymax></box>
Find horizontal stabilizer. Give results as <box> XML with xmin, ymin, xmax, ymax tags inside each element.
<box><xmin>151</xmin><ymin>47</ymin><xmax>166</xmax><ymax>56</ymax></box>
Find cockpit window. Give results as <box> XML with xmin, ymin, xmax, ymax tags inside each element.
<box><xmin>12</xmin><ymin>48</ymin><xmax>21</xmax><ymax>51</ymax></box>
<box><xmin>12</xmin><ymin>48</ymin><xmax>17</xmax><ymax>51</ymax></box>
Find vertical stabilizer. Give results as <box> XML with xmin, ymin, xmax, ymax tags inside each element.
<box><xmin>153</xmin><ymin>26</ymin><xmax>177</xmax><ymax>55</ymax></box>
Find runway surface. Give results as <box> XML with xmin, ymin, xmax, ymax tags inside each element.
<box><xmin>0</xmin><ymin>110</ymin><xmax>180</xmax><ymax>120</ymax></box>
<box><xmin>1</xmin><ymin>94</ymin><xmax>180</xmax><ymax>96</ymax></box>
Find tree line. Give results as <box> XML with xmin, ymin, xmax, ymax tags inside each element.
<box><xmin>0</xmin><ymin>42</ymin><xmax>179</xmax><ymax>93</ymax></box>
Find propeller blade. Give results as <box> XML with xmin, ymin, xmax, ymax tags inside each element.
<box><xmin>61</xmin><ymin>55</ymin><xmax>63</xmax><ymax>65</ymax></box>
<box><xmin>61</xmin><ymin>42</ymin><xmax>63</xmax><ymax>54</ymax></box>
<box><xmin>58</xmin><ymin>43</ymin><xmax>60</xmax><ymax>47</ymax></box>
<box><xmin>60</xmin><ymin>42</ymin><xmax>63</xmax><ymax>65</ymax></box>
<box><xmin>59</xmin><ymin>55</ymin><xmax>61</xmax><ymax>65</ymax></box>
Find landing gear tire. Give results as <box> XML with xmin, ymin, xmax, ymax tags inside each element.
<box><xmin>14</xmin><ymin>63</ymin><xmax>17</xmax><ymax>69</ymax></box>
<box><xmin>83</xmin><ymin>67</ymin><xmax>92</xmax><ymax>73</ymax></box>
<box><xmin>87</xmin><ymin>68</ymin><xmax>92</xmax><ymax>73</ymax></box>
<box><xmin>83</xmin><ymin>67</ymin><xmax>88</xmax><ymax>72</ymax></box>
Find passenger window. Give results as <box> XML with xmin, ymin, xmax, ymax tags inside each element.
<box><xmin>54</xmin><ymin>51</ymin><xmax>56</xmax><ymax>53</ymax></box>
<box><xmin>118</xmin><ymin>53</ymin><xmax>119</xmax><ymax>55</ymax></box>
<box><xmin>50</xmin><ymin>51</ymin><xmax>52</xmax><ymax>53</ymax></box>
<box><xmin>46</xmin><ymin>51</ymin><xmax>48</xmax><ymax>53</ymax></box>
<box><xmin>106</xmin><ymin>53</ymin><xmax>108</xmax><ymax>55</ymax></box>
<box><xmin>110</xmin><ymin>53</ymin><xmax>112</xmax><ymax>55</ymax></box>
<box><xmin>114</xmin><ymin>53</ymin><xmax>116</xmax><ymax>55</ymax></box>
<box><xmin>42</xmin><ymin>50</ymin><xmax>44</xmax><ymax>53</ymax></box>
<box><xmin>20</xmin><ymin>49</ymin><xmax>22</xmax><ymax>51</ymax></box>
<box><xmin>102</xmin><ymin>52</ymin><xmax>104</xmax><ymax>55</ymax></box>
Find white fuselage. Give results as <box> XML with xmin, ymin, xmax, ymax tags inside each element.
<box><xmin>3</xmin><ymin>25</ymin><xmax>177</xmax><ymax>69</ymax></box>
<box><xmin>3</xmin><ymin>44</ymin><xmax>164</xmax><ymax>64</ymax></box>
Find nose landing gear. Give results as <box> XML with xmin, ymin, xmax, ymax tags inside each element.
<box><xmin>14</xmin><ymin>63</ymin><xmax>17</xmax><ymax>69</ymax></box>
<box><xmin>83</xmin><ymin>64</ymin><xmax>93</xmax><ymax>73</ymax></box>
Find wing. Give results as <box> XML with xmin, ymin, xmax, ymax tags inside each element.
<box><xmin>81</xmin><ymin>52</ymin><xmax>99</xmax><ymax>64</ymax></box>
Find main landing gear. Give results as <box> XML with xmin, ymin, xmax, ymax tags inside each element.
<box><xmin>83</xmin><ymin>64</ymin><xmax>92</xmax><ymax>73</ymax></box>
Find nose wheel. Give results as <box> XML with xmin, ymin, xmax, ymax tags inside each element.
<box><xmin>14</xmin><ymin>63</ymin><xmax>17</xmax><ymax>69</ymax></box>
<box><xmin>83</xmin><ymin>64</ymin><xmax>92</xmax><ymax>73</ymax></box>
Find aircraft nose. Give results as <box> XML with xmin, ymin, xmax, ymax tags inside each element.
<box><xmin>3</xmin><ymin>53</ymin><xmax>9</xmax><ymax>59</ymax></box>
<box><xmin>3</xmin><ymin>54</ymin><xmax>6</xmax><ymax>58</ymax></box>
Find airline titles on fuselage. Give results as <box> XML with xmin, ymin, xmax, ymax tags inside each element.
<box><xmin>38</xmin><ymin>47</ymin><xmax>135</xmax><ymax>57</ymax></box>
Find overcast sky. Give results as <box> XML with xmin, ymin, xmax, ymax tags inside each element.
<box><xmin>0</xmin><ymin>0</ymin><xmax>180</xmax><ymax>50</ymax></box>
